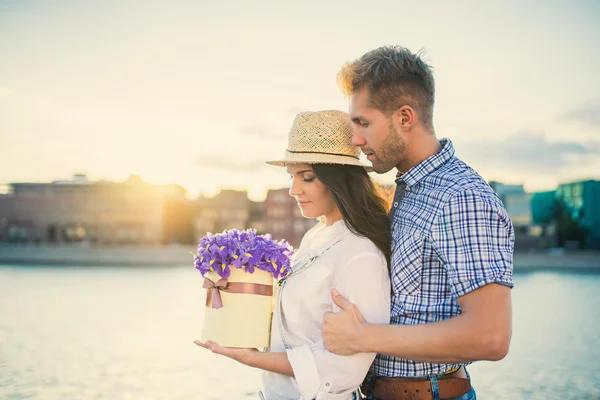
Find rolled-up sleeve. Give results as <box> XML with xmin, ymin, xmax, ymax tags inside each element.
<box><xmin>286</xmin><ymin>252</ymin><xmax>391</xmax><ymax>399</ymax></box>
<box><xmin>433</xmin><ymin>189</ymin><xmax>515</xmax><ymax>299</ymax></box>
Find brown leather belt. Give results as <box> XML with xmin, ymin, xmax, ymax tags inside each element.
<box><xmin>361</xmin><ymin>375</ymin><xmax>471</xmax><ymax>400</ymax></box>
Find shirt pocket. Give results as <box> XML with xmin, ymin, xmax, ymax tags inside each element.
<box><xmin>391</xmin><ymin>231</ymin><xmax>425</xmax><ymax>296</ymax></box>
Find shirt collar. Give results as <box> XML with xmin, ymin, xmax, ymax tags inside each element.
<box><xmin>295</xmin><ymin>219</ymin><xmax>347</xmax><ymax>261</ymax></box>
<box><xmin>396</xmin><ymin>138</ymin><xmax>455</xmax><ymax>187</ymax></box>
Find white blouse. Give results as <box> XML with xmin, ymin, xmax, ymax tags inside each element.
<box><xmin>261</xmin><ymin>219</ymin><xmax>391</xmax><ymax>400</ymax></box>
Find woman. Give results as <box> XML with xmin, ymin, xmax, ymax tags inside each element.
<box><xmin>194</xmin><ymin>110</ymin><xmax>391</xmax><ymax>399</ymax></box>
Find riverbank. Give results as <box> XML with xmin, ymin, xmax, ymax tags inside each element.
<box><xmin>0</xmin><ymin>243</ymin><xmax>195</xmax><ymax>267</ymax></box>
<box><xmin>1</xmin><ymin>244</ymin><xmax>599</xmax><ymax>272</ymax></box>
<box><xmin>512</xmin><ymin>251</ymin><xmax>600</xmax><ymax>272</ymax></box>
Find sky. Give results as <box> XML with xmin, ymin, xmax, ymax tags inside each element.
<box><xmin>1</xmin><ymin>0</ymin><xmax>599</xmax><ymax>201</ymax></box>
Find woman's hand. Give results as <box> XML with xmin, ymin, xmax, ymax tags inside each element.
<box><xmin>193</xmin><ymin>340</ymin><xmax>259</xmax><ymax>366</ymax></box>
<box><xmin>194</xmin><ymin>340</ymin><xmax>294</xmax><ymax>376</ymax></box>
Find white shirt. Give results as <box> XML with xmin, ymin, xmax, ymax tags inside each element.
<box><xmin>262</xmin><ymin>220</ymin><xmax>391</xmax><ymax>400</ymax></box>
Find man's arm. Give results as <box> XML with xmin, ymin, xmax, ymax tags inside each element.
<box><xmin>323</xmin><ymin>189</ymin><xmax>514</xmax><ymax>363</ymax></box>
<box><xmin>322</xmin><ymin>282</ymin><xmax>511</xmax><ymax>362</ymax></box>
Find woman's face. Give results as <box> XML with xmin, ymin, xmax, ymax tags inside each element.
<box><xmin>287</xmin><ymin>163</ymin><xmax>338</xmax><ymax>220</ymax></box>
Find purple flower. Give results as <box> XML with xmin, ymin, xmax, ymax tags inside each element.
<box><xmin>193</xmin><ymin>228</ymin><xmax>293</xmax><ymax>280</ymax></box>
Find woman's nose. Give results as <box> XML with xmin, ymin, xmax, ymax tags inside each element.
<box><xmin>289</xmin><ymin>179</ymin><xmax>303</xmax><ymax>197</ymax></box>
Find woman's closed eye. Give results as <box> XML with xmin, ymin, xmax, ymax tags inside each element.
<box><xmin>288</xmin><ymin>174</ymin><xmax>315</xmax><ymax>183</ymax></box>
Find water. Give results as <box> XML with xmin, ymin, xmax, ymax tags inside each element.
<box><xmin>0</xmin><ymin>266</ymin><xmax>599</xmax><ymax>400</ymax></box>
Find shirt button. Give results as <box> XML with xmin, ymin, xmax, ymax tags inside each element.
<box><xmin>394</xmin><ymin>202</ymin><xmax>399</xmax><ymax>207</ymax></box>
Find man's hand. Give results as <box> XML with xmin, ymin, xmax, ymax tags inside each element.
<box><xmin>322</xmin><ymin>289</ymin><xmax>367</xmax><ymax>355</ymax></box>
<box><xmin>193</xmin><ymin>340</ymin><xmax>259</xmax><ymax>366</ymax></box>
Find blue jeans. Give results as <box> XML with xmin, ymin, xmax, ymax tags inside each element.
<box><xmin>363</xmin><ymin>368</ymin><xmax>476</xmax><ymax>400</ymax></box>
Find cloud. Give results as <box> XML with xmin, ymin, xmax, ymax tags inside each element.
<box><xmin>558</xmin><ymin>101</ymin><xmax>600</xmax><ymax>128</ymax></box>
<box><xmin>0</xmin><ymin>86</ymin><xmax>12</xmax><ymax>97</ymax></box>
<box><xmin>285</xmin><ymin>106</ymin><xmax>309</xmax><ymax>116</ymax></box>
<box><xmin>457</xmin><ymin>132</ymin><xmax>600</xmax><ymax>174</ymax></box>
<box><xmin>195</xmin><ymin>155</ymin><xmax>269</xmax><ymax>172</ymax></box>
<box><xmin>239</xmin><ymin>123</ymin><xmax>286</xmax><ymax>140</ymax></box>
<box><xmin>238</xmin><ymin>107</ymin><xmax>310</xmax><ymax>140</ymax></box>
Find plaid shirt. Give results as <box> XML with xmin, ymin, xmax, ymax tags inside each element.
<box><xmin>371</xmin><ymin>138</ymin><xmax>514</xmax><ymax>377</ymax></box>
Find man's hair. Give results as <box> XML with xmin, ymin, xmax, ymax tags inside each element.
<box><xmin>337</xmin><ymin>45</ymin><xmax>435</xmax><ymax>131</ymax></box>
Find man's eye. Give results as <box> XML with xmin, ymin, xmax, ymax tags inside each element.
<box><xmin>361</xmin><ymin>122</ymin><xmax>369</xmax><ymax>128</ymax></box>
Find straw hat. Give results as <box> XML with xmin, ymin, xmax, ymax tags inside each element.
<box><xmin>266</xmin><ymin>110</ymin><xmax>372</xmax><ymax>171</ymax></box>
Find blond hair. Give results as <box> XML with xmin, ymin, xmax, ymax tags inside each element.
<box><xmin>337</xmin><ymin>45</ymin><xmax>436</xmax><ymax>132</ymax></box>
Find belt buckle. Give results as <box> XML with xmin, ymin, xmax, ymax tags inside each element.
<box><xmin>357</xmin><ymin>385</ymin><xmax>367</xmax><ymax>399</ymax></box>
<box><xmin>360</xmin><ymin>373</ymin><xmax>374</xmax><ymax>399</ymax></box>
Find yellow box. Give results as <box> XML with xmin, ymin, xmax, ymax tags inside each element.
<box><xmin>201</xmin><ymin>268</ymin><xmax>274</xmax><ymax>348</ymax></box>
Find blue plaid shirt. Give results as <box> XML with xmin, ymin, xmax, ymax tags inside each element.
<box><xmin>371</xmin><ymin>138</ymin><xmax>514</xmax><ymax>377</ymax></box>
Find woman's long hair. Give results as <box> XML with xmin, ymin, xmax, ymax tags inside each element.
<box><xmin>312</xmin><ymin>164</ymin><xmax>391</xmax><ymax>272</ymax></box>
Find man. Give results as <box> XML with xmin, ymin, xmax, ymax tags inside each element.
<box><xmin>322</xmin><ymin>46</ymin><xmax>514</xmax><ymax>400</ymax></box>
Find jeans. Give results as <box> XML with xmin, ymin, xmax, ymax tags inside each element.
<box><xmin>364</xmin><ymin>368</ymin><xmax>477</xmax><ymax>400</ymax></box>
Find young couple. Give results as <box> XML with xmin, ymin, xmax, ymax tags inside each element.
<box><xmin>194</xmin><ymin>46</ymin><xmax>514</xmax><ymax>400</ymax></box>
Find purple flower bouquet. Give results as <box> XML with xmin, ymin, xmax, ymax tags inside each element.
<box><xmin>194</xmin><ymin>228</ymin><xmax>293</xmax><ymax>348</ymax></box>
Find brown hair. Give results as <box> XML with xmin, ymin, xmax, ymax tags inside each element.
<box><xmin>337</xmin><ymin>45</ymin><xmax>436</xmax><ymax>132</ymax></box>
<box><xmin>312</xmin><ymin>164</ymin><xmax>391</xmax><ymax>272</ymax></box>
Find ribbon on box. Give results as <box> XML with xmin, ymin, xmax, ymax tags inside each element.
<box><xmin>203</xmin><ymin>277</ymin><xmax>273</xmax><ymax>309</ymax></box>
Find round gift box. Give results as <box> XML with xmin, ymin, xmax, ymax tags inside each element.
<box><xmin>201</xmin><ymin>268</ymin><xmax>274</xmax><ymax>348</ymax></box>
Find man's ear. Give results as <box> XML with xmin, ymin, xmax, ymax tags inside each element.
<box><xmin>393</xmin><ymin>105</ymin><xmax>416</xmax><ymax>130</ymax></box>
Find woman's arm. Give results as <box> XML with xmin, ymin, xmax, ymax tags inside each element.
<box><xmin>193</xmin><ymin>340</ymin><xmax>294</xmax><ymax>376</ymax></box>
<box><xmin>194</xmin><ymin>250</ymin><xmax>390</xmax><ymax>399</ymax></box>
<box><xmin>280</xmin><ymin>252</ymin><xmax>390</xmax><ymax>398</ymax></box>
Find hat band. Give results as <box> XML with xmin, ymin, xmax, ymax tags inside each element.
<box><xmin>286</xmin><ymin>149</ymin><xmax>359</xmax><ymax>160</ymax></box>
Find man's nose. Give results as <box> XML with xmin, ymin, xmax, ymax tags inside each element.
<box><xmin>351</xmin><ymin>128</ymin><xmax>366</xmax><ymax>147</ymax></box>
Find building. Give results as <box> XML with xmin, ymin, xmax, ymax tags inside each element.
<box><xmin>193</xmin><ymin>188</ymin><xmax>315</xmax><ymax>247</ymax></box>
<box><xmin>556</xmin><ymin>180</ymin><xmax>600</xmax><ymax>249</ymax></box>
<box><xmin>0</xmin><ymin>174</ymin><xmax>186</xmax><ymax>245</ymax></box>
<box><xmin>194</xmin><ymin>190</ymin><xmax>251</xmax><ymax>241</ymax></box>
<box><xmin>162</xmin><ymin>196</ymin><xmax>199</xmax><ymax>245</ymax></box>
<box><xmin>489</xmin><ymin>181</ymin><xmax>536</xmax><ymax>249</ymax></box>
<box><xmin>375</xmin><ymin>182</ymin><xmax>395</xmax><ymax>212</ymax></box>
<box><xmin>263</xmin><ymin>188</ymin><xmax>316</xmax><ymax>247</ymax></box>
<box><xmin>531</xmin><ymin>190</ymin><xmax>557</xmax><ymax>225</ymax></box>
<box><xmin>489</xmin><ymin>181</ymin><xmax>532</xmax><ymax>230</ymax></box>
<box><xmin>247</xmin><ymin>200</ymin><xmax>267</xmax><ymax>234</ymax></box>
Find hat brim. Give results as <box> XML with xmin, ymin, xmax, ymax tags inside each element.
<box><xmin>266</xmin><ymin>152</ymin><xmax>373</xmax><ymax>172</ymax></box>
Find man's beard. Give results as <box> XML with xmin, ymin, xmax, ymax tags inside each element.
<box><xmin>371</xmin><ymin>122</ymin><xmax>405</xmax><ymax>174</ymax></box>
